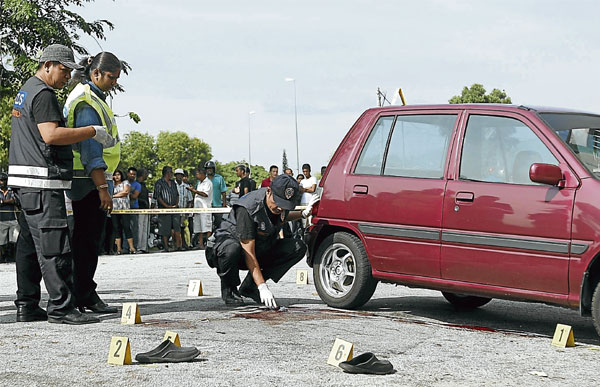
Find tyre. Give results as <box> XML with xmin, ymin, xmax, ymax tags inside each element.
<box><xmin>313</xmin><ymin>232</ymin><xmax>377</xmax><ymax>309</ymax></box>
<box><xmin>591</xmin><ymin>281</ymin><xmax>600</xmax><ymax>337</ymax></box>
<box><xmin>442</xmin><ymin>292</ymin><xmax>492</xmax><ymax>309</ymax></box>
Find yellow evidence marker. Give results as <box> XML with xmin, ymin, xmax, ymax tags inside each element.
<box><xmin>121</xmin><ymin>302</ymin><xmax>142</xmax><ymax>324</ymax></box>
<box><xmin>327</xmin><ymin>338</ymin><xmax>354</xmax><ymax>367</ymax></box>
<box><xmin>163</xmin><ymin>331</ymin><xmax>181</xmax><ymax>347</ymax></box>
<box><xmin>187</xmin><ymin>280</ymin><xmax>203</xmax><ymax>296</ymax></box>
<box><xmin>552</xmin><ymin>324</ymin><xmax>575</xmax><ymax>348</ymax></box>
<box><xmin>296</xmin><ymin>269</ymin><xmax>309</xmax><ymax>285</ymax></box>
<box><xmin>107</xmin><ymin>336</ymin><xmax>132</xmax><ymax>365</ymax></box>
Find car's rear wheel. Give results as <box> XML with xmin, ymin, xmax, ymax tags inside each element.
<box><xmin>313</xmin><ymin>232</ymin><xmax>377</xmax><ymax>309</ymax></box>
<box><xmin>591</xmin><ymin>281</ymin><xmax>600</xmax><ymax>337</ymax></box>
<box><xmin>442</xmin><ymin>292</ymin><xmax>492</xmax><ymax>309</ymax></box>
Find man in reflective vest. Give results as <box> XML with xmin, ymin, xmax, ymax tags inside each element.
<box><xmin>9</xmin><ymin>44</ymin><xmax>116</xmax><ymax>325</ymax></box>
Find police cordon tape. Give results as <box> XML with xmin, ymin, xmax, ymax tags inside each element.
<box><xmin>66</xmin><ymin>205</ymin><xmax>308</xmax><ymax>215</ymax></box>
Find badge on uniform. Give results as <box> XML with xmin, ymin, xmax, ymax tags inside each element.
<box><xmin>14</xmin><ymin>91</ymin><xmax>27</xmax><ymax>108</ymax></box>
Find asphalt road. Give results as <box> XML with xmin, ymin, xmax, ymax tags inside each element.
<box><xmin>0</xmin><ymin>250</ymin><xmax>598</xmax><ymax>386</ymax></box>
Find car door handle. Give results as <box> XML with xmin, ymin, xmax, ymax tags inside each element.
<box><xmin>455</xmin><ymin>192</ymin><xmax>474</xmax><ymax>203</ymax></box>
<box><xmin>353</xmin><ymin>185</ymin><xmax>368</xmax><ymax>194</ymax></box>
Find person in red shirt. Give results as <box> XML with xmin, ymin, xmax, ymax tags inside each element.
<box><xmin>260</xmin><ymin>165</ymin><xmax>279</xmax><ymax>188</ymax></box>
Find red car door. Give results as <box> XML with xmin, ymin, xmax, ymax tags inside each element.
<box><xmin>345</xmin><ymin>111</ymin><xmax>461</xmax><ymax>277</ymax></box>
<box><xmin>441</xmin><ymin>111</ymin><xmax>575</xmax><ymax>294</ymax></box>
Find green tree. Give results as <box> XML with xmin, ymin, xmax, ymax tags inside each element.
<box><xmin>1</xmin><ymin>0</ymin><xmax>114</xmax><ymax>96</ymax></box>
<box><xmin>155</xmin><ymin>131</ymin><xmax>212</xmax><ymax>182</ymax></box>
<box><xmin>215</xmin><ymin>160</ymin><xmax>268</xmax><ymax>190</ymax></box>
<box><xmin>282</xmin><ymin>149</ymin><xmax>288</xmax><ymax>170</ymax></box>
<box><xmin>0</xmin><ymin>0</ymin><xmax>133</xmax><ymax>171</ymax></box>
<box><xmin>249</xmin><ymin>164</ymin><xmax>268</xmax><ymax>186</ymax></box>
<box><xmin>119</xmin><ymin>131</ymin><xmax>212</xmax><ymax>187</ymax></box>
<box><xmin>0</xmin><ymin>96</ymin><xmax>12</xmax><ymax>170</ymax></box>
<box><xmin>216</xmin><ymin>160</ymin><xmax>243</xmax><ymax>189</ymax></box>
<box><xmin>449</xmin><ymin>83</ymin><xmax>512</xmax><ymax>104</ymax></box>
<box><xmin>118</xmin><ymin>130</ymin><xmax>157</xmax><ymax>177</ymax></box>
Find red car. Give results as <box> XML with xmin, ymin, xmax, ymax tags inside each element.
<box><xmin>307</xmin><ymin>104</ymin><xmax>600</xmax><ymax>336</ymax></box>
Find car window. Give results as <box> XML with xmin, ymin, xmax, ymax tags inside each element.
<box><xmin>460</xmin><ymin>115</ymin><xmax>558</xmax><ymax>185</ymax></box>
<box><xmin>383</xmin><ymin>115</ymin><xmax>456</xmax><ymax>178</ymax></box>
<box><xmin>539</xmin><ymin>112</ymin><xmax>600</xmax><ymax>178</ymax></box>
<box><xmin>354</xmin><ymin>116</ymin><xmax>394</xmax><ymax>175</ymax></box>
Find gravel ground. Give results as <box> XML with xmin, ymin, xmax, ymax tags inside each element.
<box><xmin>0</xmin><ymin>250</ymin><xmax>599</xmax><ymax>386</ymax></box>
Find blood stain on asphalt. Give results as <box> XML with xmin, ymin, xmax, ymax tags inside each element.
<box><xmin>233</xmin><ymin>307</ymin><xmax>354</xmax><ymax>325</ymax></box>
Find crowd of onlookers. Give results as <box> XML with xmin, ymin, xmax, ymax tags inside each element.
<box><xmin>0</xmin><ymin>161</ymin><xmax>325</xmax><ymax>261</ymax></box>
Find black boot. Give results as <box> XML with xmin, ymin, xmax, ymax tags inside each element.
<box><xmin>221</xmin><ymin>281</ymin><xmax>244</xmax><ymax>306</ymax></box>
<box><xmin>16</xmin><ymin>305</ymin><xmax>47</xmax><ymax>322</ymax></box>
<box><xmin>238</xmin><ymin>273</ymin><xmax>261</xmax><ymax>304</ymax></box>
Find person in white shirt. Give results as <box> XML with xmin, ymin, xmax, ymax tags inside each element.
<box><xmin>299</xmin><ymin>163</ymin><xmax>317</xmax><ymax>228</ymax></box>
<box><xmin>300</xmin><ymin>163</ymin><xmax>317</xmax><ymax>205</ymax></box>
<box><xmin>189</xmin><ymin>167</ymin><xmax>213</xmax><ymax>249</ymax></box>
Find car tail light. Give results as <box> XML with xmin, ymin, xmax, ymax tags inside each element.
<box><xmin>311</xmin><ymin>199</ymin><xmax>320</xmax><ymax>217</ymax></box>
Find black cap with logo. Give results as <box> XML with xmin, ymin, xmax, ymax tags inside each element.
<box><xmin>270</xmin><ymin>174</ymin><xmax>301</xmax><ymax>210</ymax></box>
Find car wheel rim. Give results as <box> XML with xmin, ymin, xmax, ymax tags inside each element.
<box><xmin>319</xmin><ymin>243</ymin><xmax>356</xmax><ymax>298</ymax></box>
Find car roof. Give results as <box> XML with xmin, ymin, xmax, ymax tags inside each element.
<box><xmin>366</xmin><ymin>104</ymin><xmax>600</xmax><ymax>116</ymax></box>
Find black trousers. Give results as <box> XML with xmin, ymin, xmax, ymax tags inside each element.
<box><xmin>216</xmin><ymin>237</ymin><xmax>307</xmax><ymax>289</ymax></box>
<box><xmin>111</xmin><ymin>213</ymin><xmax>132</xmax><ymax>239</ymax></box>
<box><xmin>14</xmin><ymin>189</ymin><xmax>73</xmax><ymax>317</ymax></box>
<box><xmin>72</xmin><ymin>189</ymin><xmax>107</xmax><ymax>307</ymax></box>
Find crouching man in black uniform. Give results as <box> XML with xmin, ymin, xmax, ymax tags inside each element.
<box><xmin>209</xmin><ymin>174</ymin><xmax>317</xmax><ymax>307</ymax></box>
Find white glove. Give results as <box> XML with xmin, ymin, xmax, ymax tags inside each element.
<box><xmin>302</xmin><ymin>193</ymin><xmax>321</xmax><ymax>218</ymax></box>
<box><xmin>92</xmin><ymin>125</ymin><xmax>117</xmax><ymax>148</ymax></box>
<box><xmin>258</xmin><ymin>283</ymin><xmax>277</xmax><ymax>309</ymax></box>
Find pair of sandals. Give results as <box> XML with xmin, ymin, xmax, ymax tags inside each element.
<box><xmin>135</xmin><ymin>341</ymin><xmax>395</xmax><ymax>374</ymax></box>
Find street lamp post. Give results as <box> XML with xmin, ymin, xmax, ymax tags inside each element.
<box><xmin>285</xmin><ymin>77</ymin><xmax>300</xmax><ymax>174</ymax></box>
<box><xmin>248</xmin><ymin>111</ymin><xmax>255</xmax><ymax>169</ymax></box>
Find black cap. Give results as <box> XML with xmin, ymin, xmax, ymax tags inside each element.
<box><xmin>270</xmin><ymin>174</ymin><xmax>301</xmax><ymax>210</ymax></box>
<box><xmin>39</xmin><ymin>44</ymin><xmax>84</xmax><ymax>70</ymax></box>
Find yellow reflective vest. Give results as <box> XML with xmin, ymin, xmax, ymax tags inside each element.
<box><xmin>64</xmin><ymin>83</ymin><xmax>121</xmax><ymax>179</ymax></box>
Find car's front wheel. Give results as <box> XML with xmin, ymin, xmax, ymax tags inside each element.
<box><xmin>313</xmin><ymin>232</ymin><xmax>377</xmax><ymax>309</ymax></box>
<box><xmin>442</xmin><ymin>292</ymin><xmax>492</xmax><ymax>309</ymax></box>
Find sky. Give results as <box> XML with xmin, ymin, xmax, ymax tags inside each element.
<box><xmin>72</xmin><ymin>0</ymin><xmax>600</xmax><ymax>175</ymax></box>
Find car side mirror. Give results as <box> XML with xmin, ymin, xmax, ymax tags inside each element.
<box><xmin>529</xmin><ymin>163</ymin><xmax>564</xmax><ymax>187</ymax></box>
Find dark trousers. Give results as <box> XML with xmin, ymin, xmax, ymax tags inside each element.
<box><xmin>216</xmin><ymin>237</ymin><xmax>307</xmax><ymax>289</ymax></box>
<box><xmin>111</xmin><ymin>213</ymin><xmax>132</xmax><ymax>239</ymax></box>
<box><xmin>101</xmin><ymin>214</ymin><xmax>113</xmax><ymax>254</ymax></box>
<box><xmin>129</xmin><ymin>214</ymin><xmax>138</xmax><ymax>251</ymax></box>
<box><xmin>72</xmin><ymin>190</ymin><xmax>106</xmax><ymax>307</ymax></box>
<box><xmin>15</xmin><ymin>189</ymin><xmax>73</xmax><ymax>317</ymax></box>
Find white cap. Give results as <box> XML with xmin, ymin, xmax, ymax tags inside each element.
<box><xmin>174</xmin><ymin>168</ymin><xmax>185</xmax><ymax>175</ymax></box>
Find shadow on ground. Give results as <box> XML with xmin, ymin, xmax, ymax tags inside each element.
<box><xmin>2</xmin><ymin>288</ymin><xmax>598</xmax><ymax>346</ymax></box>
<box><xmin>359</xmin><ymin>295</ymin><xmax>600</xmax><ymax>345</ymax></box>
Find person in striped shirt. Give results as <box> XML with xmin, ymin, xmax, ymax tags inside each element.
<box><xmin>153</xmin><ymin>166</ymin><xmax>181</xmax><ymax>252</ymax></box>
